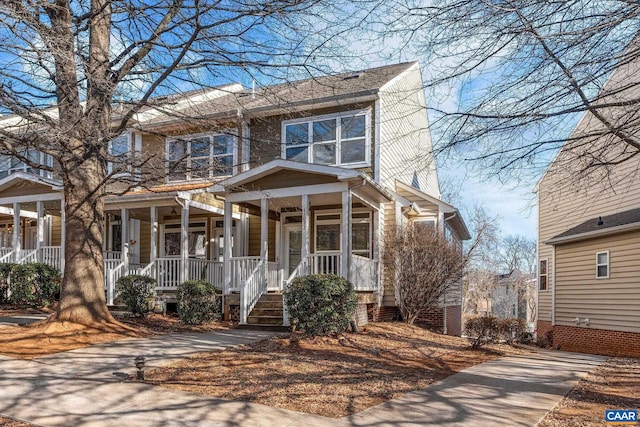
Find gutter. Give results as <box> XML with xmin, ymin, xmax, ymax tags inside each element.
<box><xmin>544</xmin><ymin>221</ymin><xmax>640</xmax><ymax>245</ymax></box>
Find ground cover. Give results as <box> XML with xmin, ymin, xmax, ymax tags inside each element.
<box><xmin>538</xmin><ymin>357</ymin><xmax>640</xmax><ymax>426</ymax></box>
<box><xmin>144</xmin><ymin>322</ymin><xmax>531</xmax><ymax>418</ymax></box>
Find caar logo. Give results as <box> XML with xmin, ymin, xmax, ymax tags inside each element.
<box><xmin>606</xmin><ymin>410</ymin><xmax>638</xmax><ymax>425</ymax></box>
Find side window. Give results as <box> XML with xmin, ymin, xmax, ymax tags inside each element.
<box><xmin>538</xmin><ymin>259</ymin><xmax>548</xmax><ymax>291</ymax></box>
<box><xmin>596</xmin><ymin>251</ymin><xmax>609</xmax><ymax>278</ymax></box>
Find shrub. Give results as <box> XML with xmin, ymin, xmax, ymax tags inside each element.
<box><xmin>464</xmin><ymin>316</ymin><xmax>499</xmax><ymax>348</ymax></box>
<box><xmin>497</xmin><ymin>318</ymin><xmax>528</xmax><ymax>344</ymax></box>
<box><xmin>177</xmin><ymin>280</ymin><xmax>221</xmax><ymax>324</ymax></box>
<box><xmin>0</xmin><ymin>263</ymin><xmax>17</xmax><ymax>304</ymax></box>
<box><xmin>0</xmin><ymin>263</ymin><xmax>60</xmax><ymax>307</ymax></box>
<box><xmin>115</xmin><ymin>275</ymin><xmax>157</xmax><ymax>316</ymax></box>
<box><xmin>284</xmin><ymin>274</ymin><xmax>357</xmax><ymax>336</ymax></box>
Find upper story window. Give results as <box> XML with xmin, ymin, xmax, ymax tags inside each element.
<box><xmin>282</xmin><ymin>110</ymin><xmax>370</xmax><ymax>167</ymax></box>
<box><xmin>539</xmin><ymin>259</ymin><xmax>548</xmax><ymax>290</ymax></box>
<box><xmin>0</xmin><ymin>150</ymin><xmax>53</xmax><ymax>179</ymax></box>
<box><xmin>596</xmin><ymin>251</ymin><xmax>609</xmax><ymax>278</ymax></box>
<box><xmin>167</xmin><ymin>133</ymin><xmax>235</xmax><ymax>182</ymax></box>
<box><xmin>108</xmin><ymin>133</ymin><xmax>131</xmax><ymax>176</ymax></box>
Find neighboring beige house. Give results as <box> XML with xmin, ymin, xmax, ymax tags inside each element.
<box><xmin>536</xmin><ymin>54</ymin><xmax>640</xmax><ymax>357</ymax></box>
<box><xmin>0</xmin><ymin>62</ymin><xmax>470</xmax><ymax>333</ymax></box>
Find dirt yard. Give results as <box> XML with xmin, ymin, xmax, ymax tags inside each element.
<box><xmin>144</xmin><ymin>322</ymin><xmax>531</xmax><ymax>418</ymax></box>
<box><xmin>0</xmin><ymin>308</ymin><xmax>228</xmax><ymax>359</ymax></box>
<box><xmin>538</xmin><ymin>357</ymin><xmax>640</xmax><ymax>426</ymax></box>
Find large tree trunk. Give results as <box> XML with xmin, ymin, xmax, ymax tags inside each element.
<box><xmin>54</xmin><ymin>156</ymin><xmax>115</xmax><ymax>325</ymax></box>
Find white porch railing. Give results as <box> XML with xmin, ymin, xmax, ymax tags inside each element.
<box><xmin>230</xmin><ymin>256</ymin><xmax>261</xmax><ymax>290</ymax></box>
<box><xmin>267</xmin><ymin>261</ymin><xmax>282</xmax><ymax>291</ymax></box>
<box><xmin>155</xmin><ymin>258</ymin><xmax>181</xmax><ymax>290</ymax></box>
<box><xmin>308</xmin><ymin>252</ymin><xmax>341</xmax><ymax>275</ymax></box>
<box><xmin>0</xmin><ymin>248</ymin><xmax>12</xmax><ymax>259</ymax></box>
<box><xmin>0</xmin><ymin>249</ymin><xmax>14</xmax><ymax>263</ymax></box>
<box><xmin>106</xmin><ymin>261</ymin><xmax>126</xmax><ymax>305</ymax></box>
<box><xmin>240</xmin><ymin>259</ymin><xmax>266</xmax><ymax>324</ymax></box>
<box><xmin>350</xmin><ymin>254</ymin><xmax>378</xmax><ymax>291</ymax></box>
<box><xmin>103</xmin><ymin>251</ymin><xmax>122</xmax><ymax>260</ymax></box>
<box><xmin>189</xmin><ymin>259</ymin><xmax>223</xmax><ymax>289</ymax></box>
<box><xmin>40</xmin><ymin>246</ymin><xmax>62</xmax><ymax>271</ymax></box>
<box><xmin>16</xmin><ymin>249</ymin><xmax>37</xmax><ymax>264</ymax></box>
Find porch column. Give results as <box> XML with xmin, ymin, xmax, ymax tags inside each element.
<box><xmin>180</xmin><ymin>200</ymin><xmax>189</xmax><ymax>284</ymax></box>
<box><xmin>223</xmin><ymin>198</ymin><xmax>233</xmax><ymax>294</ymax></box>
<box><xmin>261</xmin><ymin>198</ymin><xmax>268</xmax><ymax>263</ymax></box>
<box><xmin>301</xmin><ymin>194</ymin><xmax>310</xmax><ymax>272</ymax></box>
<box><xmin>372</xmin><ymin>208</ymin><xmax>380</xmax><ymax>292</ymax></box>
<box><xmin>121</xmin><ymin>208</ymin><xmax>129</xmax><ymax>270</ymax></box>
<box><xmin>150</xmin><ymin>206</ymin><xmax>158</xmax><ymax>264</ymax></box>
<box><xmin>36</xmin><ymin>201</ymin><xmax>45</xmax><ymax>262</ymax></box>
<box><xmin>12</xmin><ymin>202</ymin><xmax>21</xmax><ymax>262</ymax></box>
<box><xmin>60</xmin><ymin>198</ymin><xmax>65</xmax><ymax>273</ymax></box>
<box><xmin>341</xmin><ymin>190</ymin><xmax>351</xmax><ymax>279</ymax></box>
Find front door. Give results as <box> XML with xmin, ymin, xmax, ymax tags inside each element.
<box><xmin>284</xmin><ymin>225</ymin><xmax>303</xmax><ymax>278</ymax></box>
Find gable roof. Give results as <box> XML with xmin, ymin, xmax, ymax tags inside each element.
<box><xmin>545</xmin><ymin>206</ymin><xmax>640</xmax><ymax>244</ymax></box>
<box><xmin>0</xmin><ymin>172</ymin><xmax>62</xmax><ymax>193</ymax></box>
<box><xmin>144</xmin><ymin>62</ymin><xmax>418</xmax><ymax>127</ymax></box>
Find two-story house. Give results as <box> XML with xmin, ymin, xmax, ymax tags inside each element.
<box><xmin>0</xmin><ymin>62</ymin><xmax>470</xmax><ymax>333</ymax></box>
<box><xmin>537</xmin><ymin>54</ymin><xmax>640</xmax><ymax>357</ymax></box>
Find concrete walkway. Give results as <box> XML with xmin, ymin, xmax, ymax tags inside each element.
<box><xmin>0</xmin><ymin>325</ymin><xmax>606</xmax><ymax>427</ymax></box>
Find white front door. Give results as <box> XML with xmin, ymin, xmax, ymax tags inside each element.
<box><xmin>284</xmin><ymin>224</ymin><xmax>303</xmax><ymax>277</ymax></box>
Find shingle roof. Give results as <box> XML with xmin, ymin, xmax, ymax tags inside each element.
<box><xmin>547</xmin><ymin>206</ymin><xmax>640</xmax><ymax>244</ymax></box>
<box><xmin>143</xmin><ymin>62</ymin><xmax>417</xmax><ymax>125</ymax></box>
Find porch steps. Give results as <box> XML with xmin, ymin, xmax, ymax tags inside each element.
<box><xmin>246</xmin><ymin>293</ymin><xmax>286</xmax><ymax>327</ymax></box>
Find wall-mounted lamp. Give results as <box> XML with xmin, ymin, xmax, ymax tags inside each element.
<box><xmin>170</xmin><ymin>207</ymin><xmax>177</xmax><ymax>216</ymax></box>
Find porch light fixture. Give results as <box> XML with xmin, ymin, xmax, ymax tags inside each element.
<box><xmin>170</xmin><ymin>207</ymin><xmax>177</xmax><ymax>216</ymax></box>
<box><xmin>597</xmin><ymin>216</ymin><xmax>604</xmax><ymax>226</ymax></box>
<box><xmin>134</xmin><ymin>356</ymin><xmax>146</xmax><ymax>380</ymax></box>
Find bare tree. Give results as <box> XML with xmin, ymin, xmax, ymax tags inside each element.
<box><xmin>371</xmin><ymin>1</ymin><xmax>640</xmax><ymax>183</ymax></box>
<box><xmin>384</xmin><ymin>210</ymin><xmax>491</xmax><ymax>325</ymax></box>
<box><xmin>499</xmin><ymin>234</ymin><xmax>536</xmax><ymax>275</ymax></box>
<box><xmin>0</xmin><ymin>0</ymin><xmax>355</xmax><ymax>326</ymax></box>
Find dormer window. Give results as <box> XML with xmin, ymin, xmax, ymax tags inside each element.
<box><xmin>166</xmin><ymin>133</ymin><xmax>236</xmax><ymax>182</ymax></box>
<box><xmin>282</xmin><ymin>109</ymin><xmax>370</xmax><ymax>167</ymax></box>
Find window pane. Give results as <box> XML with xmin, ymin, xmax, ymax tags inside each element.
<box><xmin>189</xmin><ymin>230</ymin><xmax>207</xmax><ymax>257</ymax></box>
<box><xmin>313</xmin><ymin>119</ymin><xmax>336</xmax><ymax>142</ymax></box>
<box><xmin>168</xmin><ymin>140</ymin><xmax>186</xmax><ymax>161</ymax></box>
<box><xmin>597</xmin><ymin>265</ymin><xmax>608</xmax><ymax>277</ymax></box>
<box><xmin>313</xmin><ymin>143</ymin><xmax>336</xmax><ymax>165</ymax></box>
<box><xmin>169</xmin><ymin>161</ymin><xmax>187</xmax><ymax>181</ymax></box>
<box><xmin>213</xmin><ymin>155</ymin><xmax>233</xmax><ymax>176</ymax></box>
<box><xmin>213</xmin><ymin>135</ymin><xmax>233</xmax><ymax>155</ymax></box>
<box><xmin>191</xmin><ymin>158</ymin><xmax>209</xmax><ymax>178</ymax></box>
<box><xmin>317</xmin><ymin>224</ymin><xmax>340</xmax><ymax>251</ymax></box>
<box><xmin>191</xmin><ymin>137</ymin><xmax>210</xmax><ymax>158</ymax></box>
<box><xmin>341</xmin><ymin>139</ymin><xmax>366</xmax><ymax>163</ymax></box>
<box><xmin>286</xmin><ymin>124</ymin><xmax>308</xmax><ymax>146</ymax></box>
<box><xmin>352</xmin><ymin>222</ymin><xmax>369</xmax><ymax>251</ymax></box>
<box><xmin>341</xmin><ymin>115</ymin><xmax>365</xmax><ymax>139</ymax></box>
<box><xmin>286</xmin><ymin>146</ymin><xmax>308</xmax><ymax>162</ymax></box>
<box><xmin>164</xmin><ymin>232</ymin><xmax>180</xmax><ymax>256</ymax></box>
<box><xmin>110</xmin><ymin>135</ymin><xmax>129</xmax><ymax>157</ymax></box>
<box><xmin>539</xmin><ymin>276</ymin><xmax>547</xmax><ymax>290</ymax></box>
<box><xmin>539</xmin><ymin>260</ymin><xmax>547</xmax><ymax>274</ymax></box>
<box><xmin>597</xmin><ymin>252</ymin><xmax>608</xmax><ymax>264</ymax></box>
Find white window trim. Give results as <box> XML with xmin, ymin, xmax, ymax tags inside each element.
<box><xmin>539</xmin><ymin>258</ymin><xmax>549</xmax><ymax>291</ymax></box>
<box><xmin>596</xmin><ymin>250</ymin><xmax>610</xmax><ymax>279</ymax></box>
<box><xmin>0</xmin><ymin>150</ymin><xmax>53</xmax><ymax>179</ymax></box>
<box><xmin>281</xmin><ymin>108</ymin><xmax>371</xmax><ymax>168</ymax></box>
<box><xmin>166</xmin><ymin>131</ymin><xmax>238</xmax><ymax>183</ymax></box>
<box><xmin>160</xmin><ymin>219</ymin><xmax>208</xmax><ymax>258</ymax></box>
<box><xmin>313</xmin><ymin>208</ymin><xmax>372</xmax><ymax>257</ymax></box>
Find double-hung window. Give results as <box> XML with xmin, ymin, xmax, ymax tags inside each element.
<box><xmin>283</xmin><ymin>110</ymin><xmax>370</xmax><ymax>167</ymax></box>
<box><xmin>596</xmin><ymin>251</ymin><xmax>609</xmax><ymax>278</ymax></box>
<box><xmin>107</xmin><ymin>134</ymin><xmax>131</xmax><ymax>176</ymax></box>
<box><xmin>539</xmin><ymin>259</ymin><xmax>548</xmax><ymax>291</ymax></box>
<box><xmin>167</xmin><ymin>133</ymin><xmax>235</xmax><ymax>182</ymax></box>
